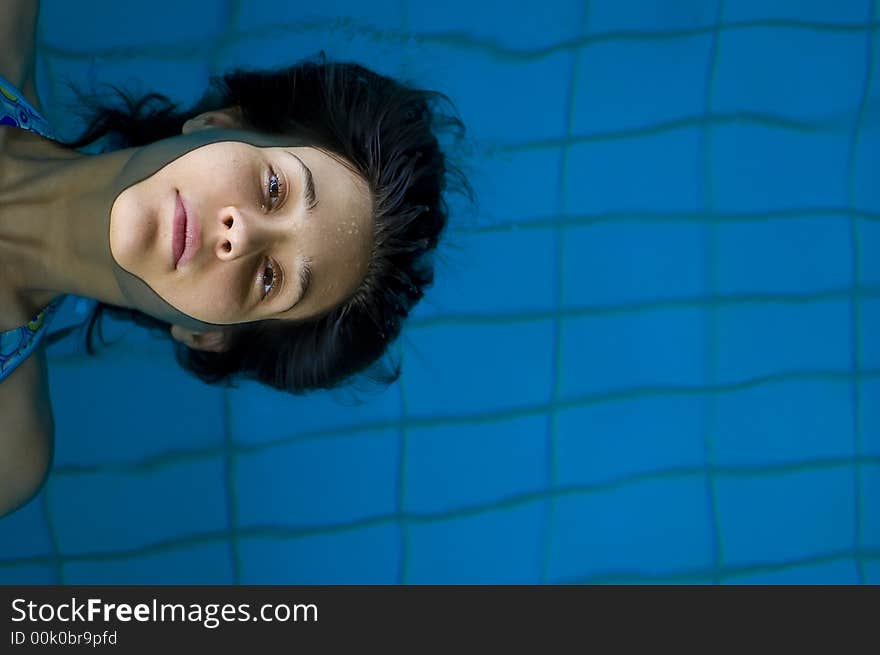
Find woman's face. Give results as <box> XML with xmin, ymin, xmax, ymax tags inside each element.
<box><xmin>110</xmin><ymin>139</ymin><xmax>374</xmax><ymax>327</ymax></box>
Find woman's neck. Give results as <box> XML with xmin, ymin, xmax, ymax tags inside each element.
<box><xmin>0</xmin><ymin>127</ymin><xmax>132</xmax><ymax>318</ymax></box>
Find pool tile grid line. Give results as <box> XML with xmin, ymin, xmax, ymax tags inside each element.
<box><xmin>35</xmin><ymin>16</ymin><xmax>880</xmax><ymax>64</ymax></box>
<box><xmin>700</xmin><ymin>0</ymin><xmax>726</xmax><ymax>585</ymax></box>
<box><xmin>36</xmin><ymin>366</ymin><xmax>880</xmax><ymax>481</ymax></box>
<box><xmin>488</xmin><ymin>111</ymin><xmax>876</xmax><ymax>156</ymax></box>
<box><xmin>408</xmin><ymin>288</ymin><xmax>880</xmax><ymax>328</ymax></box>
<box><xmin>411</xmin><ymin>17</ymin><xmax>880</xmax><ymax>61</ymax></box>
<box><xmin>4</xmin><ymin>548</ymin><xmax>879</xmax><ymax>586</ymax></box>
<box><xmin>846</xmin><ymin>0</ymin><xmax>877</xmax><ymax>584</ymax></box>
<box><xmin>460</xmin><ymin>208</ymin><xmax>880</xmax><ymax>236</ymax></box>
<box><xmin>10</xmin><ymin>452</ymin><xmax>880</xmax><ymax>540</ymax></box>
<box><xmin>3</xmin><ymin>457</ymin><xmax>877</xmax><ymax>580</ymax></box>
<box><xmin>37</xmin><ymin>486</ymin><xmax>63</xmax><ymax>585</ymax></box>
<box><xmin>6</xmin><ymin>455</ymin><xmax>878</xmax><ymax>549</ymax></box>
<box><xmin>562</xmin><ymin>548</ymin><xmax>880</xmax><ymax>585</ymax></box>
<box><xmin>538</xmin><ymin>0</ymin><xmax>591</xmax><ymax>584</ymax></box>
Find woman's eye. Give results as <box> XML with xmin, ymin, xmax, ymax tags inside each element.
<box><xmin>266</xmin><ymin>168</ymin><xmax>285</xmax><ymax>209</ymax></box>
<box><xmin>261</xmin><ymin>260</ymin><xmax>278</xmax><ymax>299</ymax></box>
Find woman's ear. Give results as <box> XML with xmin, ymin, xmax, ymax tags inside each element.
<box><xmin>169</xmin><ymin>325</ymin><xmax>232</xmax><ymax>353</ymax></box>
<box><xmin>181</xmin><ymin>106</ymin><xmax>244</xmax><ymax>135</ymax></box>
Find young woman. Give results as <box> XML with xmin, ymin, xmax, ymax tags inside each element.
<box><xmin>0</xmin><ymin>4</ymin><xmax>468</xmax><ymax>516</ymax></box>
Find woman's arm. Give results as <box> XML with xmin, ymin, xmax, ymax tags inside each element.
<box><xmin>0</xmin><ymin>0</ymin><xmax>43</xmax><ymax>113</ymax></box>
<box><xmin>0</xmin><ymin>348</ymin><xmax>54</xmax><ymax>519</ymax></box>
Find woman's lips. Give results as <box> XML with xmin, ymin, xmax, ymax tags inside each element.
<box><xmin>172</xmin><ymin>192</ymin><xmax>201</xmax><ymax>269</ymax></box>
<box><xmin>172</xmin><ymin>191</ymin><xmax>186</xmax><ymax>268</ymax></box>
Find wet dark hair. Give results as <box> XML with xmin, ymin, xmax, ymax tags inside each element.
<box><xmin>47</xmin><ymin>53</ymin><xmax>471</xmax><ymax>395</ymax></box>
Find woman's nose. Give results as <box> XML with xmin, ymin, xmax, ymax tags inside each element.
<box><xmin>216</xmin><ymin>207</ymin><xmax>267</xmax><ymax>260</ymax></box>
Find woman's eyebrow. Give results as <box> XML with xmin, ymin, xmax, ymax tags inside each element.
<box><xmin>283</xmin><ymin>150</ymin><xmax>318</xmax><ymax>211</ymax></box>
<box><xmin>281</xmin><ymin>257</ymin><xmax>313</xmax><ymax>315</ymax></box>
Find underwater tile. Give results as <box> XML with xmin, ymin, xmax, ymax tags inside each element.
<box><xmin>710</xmin><ymin>125</ymin><xmax>850</xmax><ymax>213</ymax></box>
<box><xmin>41</xmin><ymin>0</ymin><xmax>227</xmax><ymax>50</ymax></box>
<box><xmin>235</xmin><ymin>0</ymin><xmax>403</xmax><ymax>33</ymax></box>
<box><xmin>589</xmin><ymin>0</ymin><xmax>718</xmax><ymax>32</ymax></box>
<box><xmin>404</xmin><ymin>414</ymin><xmax>547</xmax><ymax>514</ymax></box>
<box><xmin>861</xmin><ymin>379</ymin><xmax>880</xmax><ymax>456</ymax></box>
<box><xmin>715</xmin><ymin>215</ymin><xmax>853</xmax><ymax>295</ymax></box>
<box><xmin>858</xmin><ymin>216</ymin><xmax>880</xmax><ymax>286</ymax></box>
<box><xmin>723</xmin><ymin>0</ymin><xmax>871</xmax><ymax>22</ymax></box>
<box><xmin>48</xmin><ymin>456</ymin><xmax>228</xmax><ymax>555</ymax></box>
<box><xmin>441</xmin><ymin>147</ymin><xmax>564</xmax><ymax>227</ymax></box>
<box><xmin>403</xmin><ymin>320</ymin><xmax>556</xmax><ymax>418</ymax></box>
<box><xmin>239</xmin><ymin>524</ymin><xmax>400</xmax><ymax>584</ymax></box>
<box><xmin>852</xmin><ymin>71</ymin><xmax>880</xmax><ymax>210</ymax></box>
<box><xmin>0</xmin><ymin>564</ymin><xmax>56</xmax><ymax>585</ymax></box>
<box><xmin>715</xmin><ymin>466</ymin><xmax>855</xmax><ymax>567</ymax></box>
<box><xmin>564</xmin><ymin>127</ymin><xmax>702</xmax><ymax>215</ymax></box>
<box><xmin>853</xmin><ymin>124</ymin><xmax>880</xmax><ymax>211</ymax></box>
<box><xmin>563</xmin><ymin>220</ymin><xmax>707</xmax><ymax>307</ymax></box>
<box><xmin>413</xmin><ymin>43</ymin><xmax>571</xmax><ymax>146</ymax></box>
<box><xmin>861</xmin><ymin>297</ymin><xmax>880</xmax><ymax>368</ymax></box>
<box><xmin>861</xmin><ymin>463</ymin><xmax>880</xmax><ymax>550</ymax></box>
<box><xmin>713</xmin><ymin>378</ymin><xmax>855</xmax><ymax>467</ymax></box>
<box><xmin>559</xmin><ymin>306</ymin><xmax>708</xmax><ymax>398</ymax></box>
<box><xmin>407</xmin><ymin>500</ymin><xmax>544</xmax><ymax>583</ymax></box>
<box><xmin>230</xmin><ymin>377</ymin><xmax>403</xmax><ymax>448</ymax></box>
<box><xmin>545</xmin><ymin>475</ymin><xmax>713</xmax><ymax>581</ymax></box>
<box><xmin>0</xmin><ymin>494</ymin><xmax>54</xmax><ymax>560</ymax></box>
<box><xmin>49</xmin><ymin>346</ymin><xmax>226</xmax><ymax>467</ymax></box>
<box><xmin>414</xmin><ymin>227</ymin><xmax>558</xmax><ymax>320</ymax></box>
<box><xmin>219</xmin><ymin>20</ymin><xmax>409</xmax><ymax>84</ymax></box>
<box><xmin>714</xmin><ymin>28</ymin><xmax>867</xmax><ymax>124</ymax></box>
<box><xmin>236</xmin><ymin>430</ymin><xmax>399</xmax><ymax>528</ymax></box>
<box><xmin>408</xmin><ymin>0</ymin><xmax>584</xmax><ymax>50</ymax></box>
<box><xmin>714</xmin><ymin>299</ymin><xmax>852</xmax><ymax>384</ymax></box>
<box><xmin>64</xmin><ymin>541</ymin><xmax>234</xmax><ymax>584</ymax></box>
<box><xmin>572</xmin><ymin>35</ymin><xmax>712</xmax><ymax>134</ymax></box>
<box><xmin>556</xmin><ymin>395</ymin><xmax>707</xmax><ymax>486</ymax></box>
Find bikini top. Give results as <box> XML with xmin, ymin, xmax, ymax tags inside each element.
<box><xmin>0</xmin><ymin>74</ymin><xmax>82</xmax><ymax>382</ymax></box>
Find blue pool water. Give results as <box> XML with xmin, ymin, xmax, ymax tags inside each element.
<box><xmin>0</xmin><ymin>0</ymin><xmax>877</xmax><ymax>584</ymax></box>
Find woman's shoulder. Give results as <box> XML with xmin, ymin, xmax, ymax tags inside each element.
<box><xmin>0</xmin><ymin>75</ymin><xmax>53</xmax><ymax>142</ymax></box>
<box><xmin>0</xmin><ymin>281</ymin><xmax>30</xmax><ymax>332</ymax></box>
<box><xmin>0</xmin><ymin>292</ymin><xmax>64</xmax><ymax>383</ymax></box>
